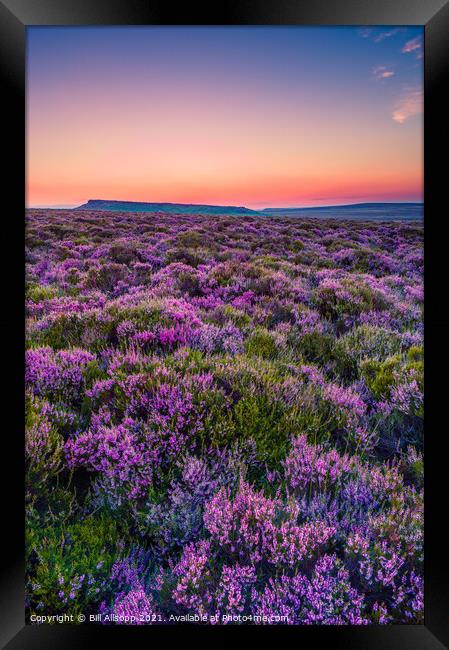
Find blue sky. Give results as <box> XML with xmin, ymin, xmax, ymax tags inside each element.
<box><xmin>27</xmin><ymin>26</ymin><xmax>424</xmax><ymax>208</ymax></box>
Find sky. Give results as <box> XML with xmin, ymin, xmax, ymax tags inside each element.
<box><xmin>26</xmin><ymin>26</ymin><xmax>423</xmax><ymax>209</ymax></box>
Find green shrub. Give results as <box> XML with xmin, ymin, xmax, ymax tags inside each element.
<box><xmin>27</xmin><ymin>313</ymin><xmax>85</xmax><ymax>350</ymax></box>
<box><xmin>289</xmin><ymin>239</ymin><xmax>304</xmax><ymax>252</ymax></box>
<box><xmin>361</xmin><ymin>347</ymin><xmax>423</xmax><ymax>402</ymax></box>
<box><xmin>85</xmin><ymin>263</ymin><xmax>128</xmax><ymax>291</ymax></box>
<box><xmin>361</xmin><ymin>356</ymin><xmax>401</xmax><ymax>400</ymax></box>
<box><xmin>26</xmin><ymin>513</ymin><xmax>123</xmax><ymax>617</ymax></box>
<box><xmin>293</xmin><ymin>331</ymin><xmax>334</xmax><ymax>364</ymax></box>
<box><xmin>231</xmin><ymin>395</ymin><xmax>291</xmax><ymax>466</ymax></box>
<box><xmin>336</xmin><ymin>325</ymin><xmax>403</xmax><ymax>362</ymax></box>
<box><xmin>165</xmin><ymin>248</ymin><xmax>205</xmax><ymax>267</ymax></box>
<box><xmin>221</xmin><ymin>305</ymin><xmax>251</xmax><ymax>328</ymax></box>
<box><xmin>107</xmin><ymin>303</ymin><xmax>166</xmax><ymax>331</ymax></box>
<box><xmin>177</xmin><ymin>271</ymin><xmax>203</xmax><ymax>296</ymax></box>
<box><xmin>109</xmin><ymin>242</ymin><xmax>141</xmax><ymax>265</ymax></box>
<box><xmin>407</xmin><ymin>346</ymin><xmax>424</xmax><ymax>390</ymax></box>
<box><xmin>315</xmin><ymin>280</ymin><xmax>388</xmax><ymax>322</ymax></box>
<box><xmin>290</xmin><ymin>331</ymin><xmax>357</xmax><ymax>381</ymax></box>
<box><xmin>263</xmin><ymin>301</ymin><xmax>294</xmax><ymax>328</ymax></box>
<box><xmin>407</xmin><ymin>345</ymin><xmax>423</xmax><ymax>364</ymax></box>
<box><xmin>27</xmin><ymin>283</ymin><xmax>60</xmax><ymax>303</ymax></box>
<box><xmin>176</xmin><ymin>230</ymin><xmax>204</xmax><ymax>248</ymax></box>
<box><xmin>25</xmin><ymin>395</ymin><xmax>64</xmax><ymax>491</ymax></box>
<box><xmin>229</xmin><ymin>384</ymin><xmax>335</xmax><ymax>468</ymax></box>
<box><xmin>245</xmin><ymin>329</ymin><xmax>277</xmax><ymax>360</ymax></box>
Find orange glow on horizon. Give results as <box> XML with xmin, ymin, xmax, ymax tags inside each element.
<box><xmin>27</xmin><ymin>27</ymin><xmax>423</xmax><ymax>209</ymax></box>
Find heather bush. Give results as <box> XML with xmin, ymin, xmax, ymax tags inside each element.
<box><xmin>231</xmin><ymin>394</ymin><xmax>308</xmax><ymax>466</ymax></box>
<box><xmin>26</xmin><ymin>513</ymin><xmax>123</xmax><ymax>618</ymax></box>
<box><xmin>361</xmin><ymin>356</ymin><xmax>402</xmax><ymax>400</ymax></box>
<box><xmin>25</xmin><ymin>394</ymin><xmax>64</xmax><ymax>491</ymax></box>
<box><xmin>293</xmin><ymin>331</ymin><xmax>335</xmax><ymax>365</ymax></box>
<box><xmin>336</xmin><ymin>324</ymin><xmax>403</xmax><ymax>362</ymax></box>
<box><xmin>25</xmin><ymin>209</ymin><xmax>423</xmax><ymax>625</ymax></box>
<box><xmin>254</xmin><ymin>554</ymin><xmax>367</xmax><ymax>624</ymax></box>
<box><xmin>27</xmin><ymin>282</ymin><xmax>60</xmax><ymax>303</ymax></box>
<box><xmin>245</xmin><ymin>328</ymin><xmax>278</xmax><ymax>360</ymax></box>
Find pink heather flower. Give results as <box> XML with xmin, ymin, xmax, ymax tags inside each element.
<box><xmin>113</xmin><ymin>588</ymin><xmax>156</xmax><ymax>624</ymax></box>
<box><xmin>215</xmin><ymin>564</ymin><xmax>257</xmax><ymax>619</ymax></box>
<box><xmin>284</xmin><ymin>434</ymin><xmax>357</xmax><ymax>493</ymax></box>
<box><xmin>267</xmin><ymin>520</ymin><xmax>335</xmax><ymax>566</ymax></box>
<box><xmin>158</xmin><ymin>324</ymin><xmax>193</xmax><ymax>348</ymax></box>
<box><xmin>65</xmin><ymin>420</ymin><xmax>156</xmax><ymax>500</ymax></box>
<box><xmin>372</xmin><ymin>602</ymin><xmax>392</xmax><ymax>624</ymax></box>
<box><xmin>203</xmin><ymin>480</ymin><xmax>278</xmax><ymax>563</ymax></box>
<box><xmin>26</xmin><ymin>347</ymin><xmax>95</xmax><ymax>400</ymax></box>
<box><xmin>254</xmin><ymin>554</ymin><xmax>367</xmax><ymax>624</ymax></box>
<box><xmin>322</xmin><ymin>382</ymin><xmax>366</xmax><ymax>418</ymax></box>
<box><xmin>131</xmin><ymin>330</ymin><xmax>156</xmax><ymax>346</ymax></box>
<box><xmin>390</xmin><ymin>379</ymin><xmax>423</xmax><ymax>416</ymax></box>
<box><xmin>172</xmin><ymin>540</ymin><xmax>212</xmax><ymax>615</ymax></box>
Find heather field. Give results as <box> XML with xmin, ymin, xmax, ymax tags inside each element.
<box><xmin>25</xmin><ymin>209</ymin><xmax>423</xmax><ymax>625</ymax></box>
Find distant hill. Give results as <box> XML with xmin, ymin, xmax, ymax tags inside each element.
<box><xmin>262</xmin><ymin>202</ymin><xmax>423</xmax><ymax>220</ymax></box>
<box><xmin>74</xmin><ymin>199</ymin><xmax>261</xmax><ymax>216</ymax></box>
<box><xmin>73</xmin><ymin>200</ymin><xmax>423</xmax><ymax>220</ymax></box>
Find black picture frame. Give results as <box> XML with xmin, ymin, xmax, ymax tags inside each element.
<box><xmin>1</xmin><ymin>1</ymin><xmax>448</xmax><ymax>648</ymax></box>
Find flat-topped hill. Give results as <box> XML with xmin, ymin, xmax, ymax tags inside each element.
<box><xmin>74</xmin><ymin>199</ymin><xmax>261</xmax><ymax>216</ymax></box>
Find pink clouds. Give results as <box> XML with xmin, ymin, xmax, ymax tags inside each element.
<box><xmin>373</xmin><ymin>28</ymin><xmax>402</xmax><ymax>43</ymax></box>
<box><xmin>402</xmin><ymin>36</ymin><xmax>423</xmax><ymax>59</ymax></box>
<box><xmin>373</xmin><ymin>65</ymin><xmax>395</xmax><ymax>79</ymax></box>
<box><xmin>402</xmin><ymin>37</ymin><xmax>422</xmax><ymax>53</ymax></box>
<box><xmin>392</xmin><ymin>87</ymin><xmax>423</xmax><ymax>124</ymax></box>
<box><xmin>359</xmin><ymin>27</ymin><xmax>404</xmax><ymax>43</ymax></box>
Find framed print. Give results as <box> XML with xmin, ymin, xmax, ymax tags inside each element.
<box><xmin>1</xmin><ymin>1</ymin><xmax>448</xmax><ymax>648</ymax></box>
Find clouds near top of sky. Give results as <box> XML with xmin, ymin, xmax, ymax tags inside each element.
<box><xmin>402</xmin><ymin>36</ymin><xmax>424</xmax><ymax>59</ymax></box>
<box><xmin>372</xmin><ymin>65</ymin><xmax>395</xmax><ymax>80</ymax></box>
<box><xmin>359</xmin><ymin>26</ymin><xmax>407</xmax><ymax>43</ymax></box>
<box><xmin>360</xmin><ymin>27</ymin><xmax>423</xmax><ymax>127</ymax></box>
<box><xmin>27</xmin><ymin>26</ymin><xmax>423</xmax><ymax>208</ymax></box>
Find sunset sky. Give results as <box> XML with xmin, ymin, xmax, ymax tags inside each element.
<box><xmin>27</xmin><ymin>26</ymin><xmax>424</xmax><ymax>209</ymax></box>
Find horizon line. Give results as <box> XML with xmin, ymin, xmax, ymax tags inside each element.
<box><xmin>27</xmin><ymin>199</ymin><xmax>424</xmax><ymax>211</ymax></box>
